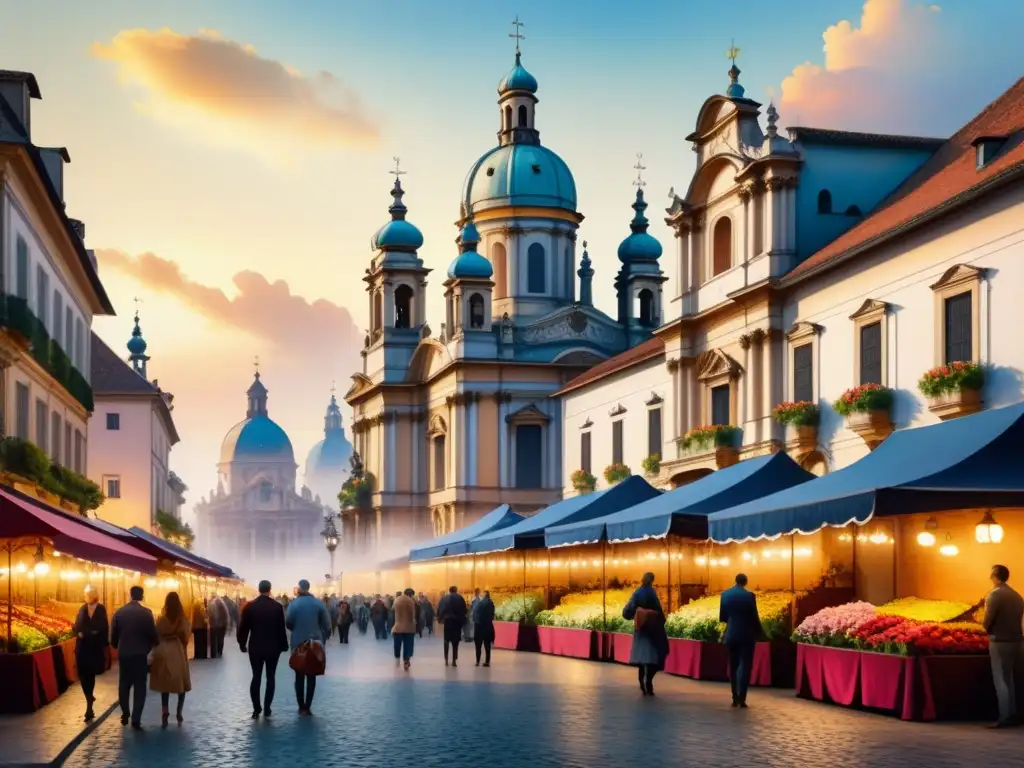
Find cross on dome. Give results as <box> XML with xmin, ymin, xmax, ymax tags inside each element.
<box><xmin>253</xmin><ymin>355</ymin><xmax>260</xmax><ymax>376</ymax></box>
<box><xmin>390</xmin><ymin>156</ymin><xmax>406</xmax><ymax>178</ymax></box>
<box><xmin>633</xmin><ymin>153</ymin><xmax>647</xmax><ymax>188</ymax></box>
<box><xmin>509</xmin><ymin>15</ymin><xmax>525</xmax><ymax>53</ymax></box>
<box><xmin>726</xmin><ymin>39</ymin><xmax>740</xmax><ymax>66</ymax></box>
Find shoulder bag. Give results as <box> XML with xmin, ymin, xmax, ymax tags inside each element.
<box><xmin>289</xmin><ymin>640</ymin><xmax>326</xmax><ymax>676</ymax></box>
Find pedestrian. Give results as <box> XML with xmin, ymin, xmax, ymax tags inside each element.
<box><xmin>438</xmin><ymin>586</ymin><xmax>468</xmax><ymax>667</ymax></box>
<box><xmin>719</xmin><ymin>573</ymin><xmax>762</xmax><ymax>708</ymax></box>
<box><xmin>237</xmin><ymin>579</ymin><xmax>289</xmax><ymax>719</ymax></box>
<box><xmin>73</xmin><ymin>585</ymin><xmax>109</xmax><ymax>722</ymax></box>
<box><xmin>149</xmin><ymin>591</ymin><xmax>192</xmax><ymax>727</ymax></box>
<box><xmin>465</xmin><ymin>588</ymin><xmax>481</xmax><ymax>643</ymax></box>
<box><xmin>337</xmin><ymin>599</ymin><xmax>353</xmax><ymax>644</ymax></box>
<box><xmin>419</xmin><ymin>593</ymin><xmax>435</xmax><ymax>636</ymax></box>
<box><xmin>622</xmin><ymin>572</ymin><xmax>669</xmax><ymax>696</ymax></box>
<box><xmin>370</xmin><ymin>596</ymin><xmax>388</xmax><ymax>640</ymax></box>
<box><xmin>285</xmin><ymin>579</ymin><xmax>331</xmax><ymax>716</ymax></box>
<box><xmin>110</xmin><ymin>585</ymin><xmax>158</xmax><ymax>729</ymax></box>
<box><xmin>190</xmin><ymin>598</ymin><xmax>209</xmax><ymax>660</ymax></box>
<box><xmin>474</xmin><ymin>590</ymin><xmax>496</xmax><ymax>667</ymax></box>
<box><xmin>393</xmin><ymin>588</ymin><xmax>418</xmax><ymax>671</ymax></box>
<box><xmin>983</xmin><ymin>564</ymin><xmax>1024</xmax><ymax>728</ymax></box>
<box><xmin>357</xmin><ymin>599</ymin><xmax>370</xmax><ymax>635</ymax></box>
<box><xmin>386</xmin><ymin>593</ymin><xmax>398</xmax><ymax>637</ymax></box>
<box><xmin>208</xmin><ymin>596</ymin><xmax>229</xmax><ymax>658</ymax></box>
<box><xmin>223</xmin><ymin>594</ymin><xmax>240</xmax><ymax>629</ymax></box>
<box><xmin>327</xmin><ymin>595</ymin><xmax>340</xmax><ymax>638</ymax></box>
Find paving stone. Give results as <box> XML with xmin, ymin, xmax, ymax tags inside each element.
<box><xmin>8</xmin><ymin>634</ymin><xmax>1021</xmax><ymax>767</ymax></box>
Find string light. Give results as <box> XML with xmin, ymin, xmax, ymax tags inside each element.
<box><xmin>695</xmin><ymin>556</ymin><xmax>707</xmax><ymax>566</ymax></box>
<box><xmin>741</xmin><ymin>552</ymin><xmax>752</xmax><ymax>561</ymax></box>
<box><xmin>719</xmin><ymin>557</ymin><xmax>730</xmax><ymax>567</ymax></box>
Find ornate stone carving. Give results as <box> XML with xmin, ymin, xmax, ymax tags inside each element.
<box><xmin>493</xmin><ymin>391</ymin><xmax>513</xmax><ymax>405</ymax></box>
<box><xmin>666</xmin><ymin>358</ymin><xmax>680</xmax><ymax>372</ymax></box>
<box><xmin>696</xmin><ymin>348</ymin><xmax>743</xmax><ymax>381</ymax></box>
<box><xmin>580</xmin><ymin>418</ymin><xmax>593</xmax><ymax>430</ymax></box>
<box><xmin>739</xmin><ymin>328</ymin><xmax>767</xmax><ymax>350</ymax></box>
<box><xmin>737</xmin><ymin>184</ymin><xmax>754</xmax><ymax>203</ymax></box>
<box><xmin>609</xmin><ymin>403</ymin><xmax>627</xmax><ymax>417</ymax></box>
<box><xmin>646</xmin><ymin>393</ymin><xmax>664</xmax><ymax>406</ymax></box>
<box><xmin>764</xmin><ymin>177</ymin><xmax>786</xmax><ymax>192</ymax></box>
<box><xmin>519</xmin><ymin>309</ymin><xmax>620</xmax><ymax>346</ymax></box>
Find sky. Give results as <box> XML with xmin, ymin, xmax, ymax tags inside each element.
<box><xmin>0</xmin><ymin>0</ymin><xmax>1019</xmax><ymax>527</ymax></box>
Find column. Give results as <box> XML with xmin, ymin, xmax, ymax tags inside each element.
<box><xmin>383</xmin><ymin>283</ymin><xmax>395</xmax><ymax>327</ymax></box>
<box><xmin>740</xmin><ymin>189</ymin><xmax>752</xmax><ymax>264</ymax></box>
<box><xmin>764</xmin><ymin>180</ymin><xmax>777</xmax><ymax>255</ymax></box>
<box><xmin>786</xmin><ymin>183</ymin><xmax>797</xmax><ymax>256</ymax></box>
<box><xmin>376</xmin><ymin>417</ymin><xmax>384</xmax><ymax>487</ymax></box>
<box><xmin>548</xmin><ymin>402</ymin><xmax>560</xmax><ymax>489</ymax></box>
<box><xmin>760</xmin><ymin>332</ymin><xmax>774</xmax><ymax>431</ymax></box>
<box><xmin>411</xmin><ymin>415</ymin><xmax>420</xmax><ymax>494</ymax></box>
<box><xmin>688</xmin><ymin>226</ymin><xmax>700</xmax><ymax>288</ymax></box>
<box><xmin>676</xmin><ymin>228</ymin><xmax>690</xmax><ymax>296</ymax></box>
<box><xmin>467</xmin><ymin>395</ymin><xmax>478</xmax><ymax>486</ymax></box>
<box><xmin>498</xmin><ymin>393</ymin><xmax>509</xmax><ymax>487</ymax></box>
<box><xmin>686</xmin><ymin>366</ymin><xmax>700</xmax><ymax>436</ymax></box>
<box><xmin>386</xmin><ymin>412</ymin><xmax>397</xmax><ymax>492</ymax></box>
<box><xmin>550</xmin><ymin>230</ymin><xmax>560</xmax><ymax>298</ymax></box>
<box><xmin>744</xmin><ymin>189</ymin><xmax>757</xmax><ymax>260</ymax></box>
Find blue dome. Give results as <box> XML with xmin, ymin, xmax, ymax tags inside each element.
<box><xmin>371</xmin><ymin>219</ymin><xmax>423</xmax><ymax>250</ymax></box>
<box><xmin>463</xmin><ymin>144</ymin><xmax>576</xmax><ymax>215</ymax></box>
<box><xmin>304</xmin><ymin>431</ymin><xmax>353</xmax><ymax>478</ymax></box>
<box><xmin>127</xmin><ymin>335</ymin><xmax>147</xmax><ymax>355</ymax></box>
<box><xmin>498</xmin><ymin>53</ymin><xmax>538</xmax><ymax>94</ymax></box>
<box><xmin>448</xmin><ymin>251</ymin><xmax>493</xmax><ymax>279</ymax></box>
<box><xmin>220</xmin><ymin>415</ymin><xmax>295</xmax><ymax>464</ymax></box>
<box><xmin>617</xmin><ymin>189</ymin><xmax>663</xmax><ymax>263</ymax></box>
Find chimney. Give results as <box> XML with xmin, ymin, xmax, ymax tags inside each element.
<box><xmin>68</xmin><ymin>218</ymin><xmax>86</xmax><ymax>241</ymax></box>
<box><xmin>0</xmin><ymin>70</ymin><xmax>42</xmax><ymax>139</ymax></box>
<box><xmin>38</xmin><ymin>147</ymin><xmax>70</xmax><ymax>201</ymax></box>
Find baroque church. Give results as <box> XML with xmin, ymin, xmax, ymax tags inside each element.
<box><xmin>194</xmin><ymin>372</ymin><xmax>344</xmax><ymax>572</ymax></box>
<box><xmin>343</xmin><ymin>47</ymin><xmax>666</xmax><ymax>553</ymax></box>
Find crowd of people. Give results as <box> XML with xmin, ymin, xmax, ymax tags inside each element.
<box><xmin>70</xmin><ymin>564</ymin><xmax>1024</xmax><ymax>729</ymax></box>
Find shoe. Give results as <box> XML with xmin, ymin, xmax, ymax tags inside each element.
<box><xmin>483</xmin><ymin>662</ymin><xmax>490</xmax><ymax>667</ymax></box>
<box><xmin>131</xmin><ymin>723</ymin><xmax>143</xmax><ymax>731</ymax></box>
<box><xmin>161</xmin><ymin>710</ymin><xmax>169</xmax><ymax>728</ymax></box>
<box><xmin>444</xmin><ymin>659</ymin><xmax>449</xmax><ymax>666</ymax></box>
<box><xmin>404</xmin><ymin>659</ymin><xmax>411</xmax><ymax>671</ymax></box>
<box><xmin>475</xmin><ymin>661</ymin><xmax>480</xmax><ymax>667</ymax></box>
<box><xmin>987</xmin><ymin>721</ymin><xmax>1012</xmax><ymax>729</ymax></box>
<box><xmin>639</xmin><ymin>682</ymin><xmax>647</xmax><ymax>695</ymax></box>
<box><xmin>264</xmin><ymin>708</ymin><xmax>273</xmax><ymax>718</ymax></box>
<box><xmin>176</xmin><ymin>711</ymin><xmax>184</xmax><ymax>724</ymax></box>
<box><xmin>452</xmin><ymin>661</ymin><xmax>457</xmax><ymax>667</ymax></box>
<box><xmin>731</xmin><ymin>699</ymin><xmax>739</xmax><ymax>708</ymax></box>
<box><xmin>298</xmin><ymin>707</ymin><xmax>308</xmax><ymax>716</ymax></box>
<box><xmin>739</xmin><ymin>701</ymin><xmax>748</xmax><ymax>709</ymax></box>
<box><xmin>120</xmin><ymin>713</ymin><xmax>129</xmax><ymax>726</ymax></box>
<box><xmin>84</xmin><ymin>709</ymin><xmax>94</xmax><ymax>722</ymax></box>
<box><xmin>251</xmin><ymin>709</ymin><xmax>261</xmax><ymax>720</ymax></box>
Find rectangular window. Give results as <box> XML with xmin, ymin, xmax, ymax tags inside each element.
<box><xmin>944</xmin><ymin>292</ymin><xmax>973</xmax><ymax>363</ymax></box>
<box><xmin>35</xmin><ymin>400</ymin><xmax>47</xmax><ymax>452</ymax></box>
<box><xmin>612</xmin><ymin>420</ymin><xmax>624</xmax><ymax>465</ymax></box>
<box><xmin>514</xmin><ymin>424</ymin><xmax>544</xmax><ymax>489</ymax></box>
<box><xmin>53</xmin><ymin>291</ymin><xmax>63</xmax><ymax>347</ymax></box>
<box><xmin>580</xmin><ymin>431</ymin><xmax>592</xmax><ymax>475</ymax></box>
<box><xmin>106</xmin><ymin>412</ymin><xmax>120</xmax><ymax>430</ymax></box>
<box><xmin>647</xmin><ymin>407</ymin><xmax>662</xmax><ymax>458</ymax></box>
<box><xmin>105</xmin><ymin>477</ymin><xmax>121</xmax><ymax>499</ymax></box>
<box><xmin>64</xmin><ymin>423</ymin><xmax>72</xmax><ymax>465</ymax></box>
<box><xmin>711</xmin><ymin>385</ymin><xmax>730</xmax><ymax>426</ymax></box>
<box><xmin>859</xmin><ymin>322</ymin><xmax>882</xmax><ymax>385</ymax></box>
<box><xmin>793</xmin><ymin>344</ymin><xmax>814</xmax><ymax>403</ymax></box>
<box><xmin>51</xmin><ymin>413</ymin><xmax>61</xmax><ymax>464</ymax></box>
<box><xmin>65</xmin><ymin>308</ymin><xmax>73</xmax><ymax>362</ymax></box>
<box><xmin>16</xmin><ymin>383</ymin><xmax>30</xmax><ymax>440</ymax></box>
<box><xmin>74</xmin><ymin>430</ymin><xmax>83</xmax><ymax>473</ymax></box>
<box><xmin>15</xmin><ymin>236</ymin><xmax>29</xmax><ymax>299</ymax></box>
<box><xmin>36</xmin><ymin>267</ymin><xmax>48</xmax><ymax>326</ymax></box>
<box><xmin>432</xmin><ymin>435</ymin><xmax>446</xmax><ymax>491</ymax></box>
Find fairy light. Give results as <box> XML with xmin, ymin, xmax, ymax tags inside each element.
<box><xmin>762</xmin><ymin>550</ymin><xmax>774</xmax><ymax>559</ymax></box>
<box><xmin>939</xmin><ymin>544</ymin><xmax>959</xmax><ymax>557</ymax></box>
<box><xmin>144</xmin><ymin>578</ymin><xmax>157</xmax><ymax>588</ymax></box>
<box><xmin>14</xmin><ymin>563</ymin><xmax>27</xmax><ymax>573</ymax></box>
<box><xmin>741</xmin><ymin>552</ymin><xmax>752</xmax><ymax>561</ymax></box>
<box><xmin>709</xmin><ymin>558</ymin><xmax>719</xmax><ymax>567</ymax></box>
<box><xmin>795</xmin><ymin>547</ymin><xmax>812</xmax><ymax>558</ymax></box>
<box><xmin>659</xmin><ymin>552</ymin><xmax>668</xmax><ymax>560</ymax></box>
<box><xmin>719</xmin><ymin>557</ymin><xmax>730</xmax><ymax>567</ymax></box>
<box><xmin>869</xmin><ymin>532</ymin><xmax>889</xmax><ymax>545</ymax></box>
<box><xmin>551</xmin><ymin>560</ymin><xmax>562</xmax><ymax>568</ymax></box>
<box><xmin>34</xmin><ymin>561</ymin><xmax>50</xmax><ymax>575</ymax></box>
<box><xmin>695</xmin><ymin>556</ymin><xmax>707</xmax><ymax>566</ymax></box>
<box><xmin>591</xmin><ymin>559</ymin><xmax>600</xmax><ymax>567</ymax></box>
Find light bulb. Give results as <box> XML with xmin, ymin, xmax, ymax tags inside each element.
<box><xmin>741</xmin><ymin>552</ymin><xmax>752</xmax><ymax>561</ymax></box>
<box><xmin>709</xmin><ymin>558</ymin><xmax>719</xmax><ymax>567</ymax></box>
<box><xmin>763</xmin><ymin>550</ymin><xmax>774</xmax><ymax>559</ymax></box>
<box><xmin>795</xmin><ymin>547</ymin><xmax>812</xmax><ymax>558</ymax></box>
<box><xmin>917</xmin><ymin>531</ymin><xmax>936</xmax><ymax>547</ymax></box>
<box><xmin>34</xmin><ymin>562</ymin><xmax>50</xmax><ymax>575</ymax></box>
<box><xmin>719</xmin><ymin>557</ymin><xmax>730</xmax><ymax>567</ymax></box>
<box><xmin>695</xmin><ymin>556</ymin><xmax>707</xmax><ymax>566</ymax></box>
<box><xmin>939</xmin><ymin>544</ymin><xmax>959</xmax><ymax>557</ymax></box>
<box><xmin>14</xmin><ymin>563</ymin><xmax>26</xmax><ymax>573</ymax></box>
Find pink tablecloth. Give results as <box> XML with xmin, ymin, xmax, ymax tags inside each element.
<box><xmin>536</xmin><ymin>626</ymin><xmax>596</xmax><ymax>660</ymax></box>
<box><xmin>494</xmin><ymin>621</ymin><xmax>520</xmax><ymax>650</ymax></box>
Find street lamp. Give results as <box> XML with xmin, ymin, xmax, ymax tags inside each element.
<box><xmin>321</xmin><ymin>514</ymin><xmax>340</xmax><ymax>592</ymax></box>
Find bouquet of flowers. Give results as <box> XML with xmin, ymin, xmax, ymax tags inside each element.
<box><xmin>832</xmin><ymin>384</ymin><xmax>893</xmax><ymax>416</ymax></box>
<box><xmin>851</xmin><ymin>615</ymin><xmax>988</xmax><ymax>655</ymax></box>
<box><xmin>771</xmin><ymin>401</ymin><xmax>820</xmax><ymax>427</ymax></box>
<box><xmin>570</xmin><ymin>469</ymin><xmax>597</xmax><ymax>493</ymax></box>
<box><xmin>917</xmin><ymin>361</ymin><xmax>984</xmax><ymax>398</ymax></box>
<box><xmin>535</xmin><ymin>589</ymin><xmax>634</xmax><ymax>631</ymax></box>
<box><xmin>494</xmin><ymin>593</ymin><xmax>545</xmax><ymax>624</ymax></box>
<box><xmin>678</xmin><ymin>424</ymin><xmax>742</xmax><ymax>452</ymax></box>
<box><xmin>603</xmin><ymin>464</ymin><xmax>631</xmax><ymax>485</ymax></box>
<box><xmin>665</xmin><ymin>590</ymin><xmax>796</xmax><ymax>641</ymax></box>
<box><xmin>793</xmin><ymin>601</ymin><xmax>877</xmax><ymax>646</ymax></box>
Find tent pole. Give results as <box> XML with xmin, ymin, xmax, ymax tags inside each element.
<box><xmin>666</xmin><ymin>538</ymin><xmax>672</xmax><ymax>613</ymax></box>
<box><xmin>6</xmin><ymin>545</ymin><xmax>12</xmax><ymax>650</ymax></box>
<box><xmin>790</xmin><ymin>535</ymin><xmax>796</xmax><ymax>630</ymax></box>
<box><xmin>601</xmin><ymin>539</ymin><xmax>607</xmax><ymax>630</ymax></box>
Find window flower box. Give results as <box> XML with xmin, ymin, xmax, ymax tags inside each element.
<box><xmin>678</xmin><ymin>425</ymin><xmax>742</xmax><ymax>467</ymax></box>
<box><xmin>772</xmin><ymin>401</ymin><xmax>820</xmax><ymax>455</ymax></box>
<box><xmin>833</xmin><ymin>385</ymin><xmax>894</xmax><ymax>449</ymax></box>
<box><xmin>917</xmin><ymin>362</ymin><xmax>984</xmax><ymax>421</ymax></box>
<box><xmin>603</xmin><ymin>463</ymin><xmax>631</xmax><ymax>485</ymax></box>
<box><xmin>570</xmin><ymin>469</ymin><xmax>597</xmax><ymax>494</ymax></box>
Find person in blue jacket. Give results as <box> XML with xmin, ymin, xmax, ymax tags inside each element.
<box><xmin>719</xmin><ymin>573</ymin><xmax>762</xmax><ymax>708</ymax></box>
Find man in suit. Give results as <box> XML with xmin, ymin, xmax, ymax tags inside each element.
<box><xmin>208</xmin><ymin>596</ymin><xmax>229</xmax><ymax>658</ymax></box>
<box><xmin>438</xmin><ymin>586</ymin><xmax>468</xmax><ymax>667</ymax></box>
<box><xmin>983</xmin><ymin>564</ymin><xmax>1024</xmax><ymax>728</ymax></box>
<box><xmin>110</xmin><ymin>585</ymin><xmax>158</xmax><ymax>729</ymax></box>
<box><xmin>719</xmin><ymin>573</ymin><xmax>761</xmax><ymax>708</ymax></box>
<box><xmin>237</xmin><ymin>579</ymin><xmax>289</xmax><ymax>719</ymax></box>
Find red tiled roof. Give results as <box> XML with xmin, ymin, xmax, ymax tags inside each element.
<box><xmin>553</xmin><ymin>336</ymin><xmax>665</xmax><ymax>397</ymax></box>
<box><xmin>786</xmin><ymin>77</ymin><xmax>1024</xmax><ymax>282</ymax></box>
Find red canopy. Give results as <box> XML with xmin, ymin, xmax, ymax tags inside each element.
<box><xmin>0</xmin><ymin>489</ymin><xmax>158</xmax><ymax>574</ymax></box>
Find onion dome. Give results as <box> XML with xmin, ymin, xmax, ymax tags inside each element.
<box><xmin>617</xmin><ymin>188</ymin><xmax>663</xmax><ymax>263</ymax></box>
<box><xmin>726</xmin><ymin>64</ymin><xmax>745</xmax><ymax>99</ymax></box>
<box><xmin>447</xmin><ymin>220</ymin><xmax>493</xmax><ymax>279</ymax></box>
<box><xmin>371</xmin><ymin>177</ymin><xmax>424</xmax><ymax>251</ymax></box>
<box><xmin>219</xmin><ymin>372</ymin><xmax>294</xmax><ymax>464</ymax></box>
<box><xmin>498</xmin><ymin>52</ymin><xmax>538</xmax><ymax>94</ymax></box>
<box><xmin>127</xmin><ymin>312</ymin><xmax>147</xmax><ymax>355</ymax></box>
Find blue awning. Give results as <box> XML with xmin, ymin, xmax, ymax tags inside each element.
<box><xmin>408</xmin><ymin>504</ymin><xmax>524</xmax><ymax>562</ymax></box>
<box><xmin>545</xmin><ymin>452</ymin><xmax>815</xmax><ymax>547</ymax></box>
<box><xmin>468</xmin><ymin>475</ymin><xmax>662</xmax><ymax>554</ymax></box>
<box><xmin>708</xmin><ymin>402</ymin><xmax>1024</xmax><ymax>543</ymax></box>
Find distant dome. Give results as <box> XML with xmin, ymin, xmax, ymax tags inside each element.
<box><xmin>304</xmin><ymin>431</ymin><xmax>353</xmax><ymax>480</ymax></box>
<box><xmin>220</xmin><ymin>416</ymin><xmax>295</xmax><ymax>464</ymax></box>
<box><xmin>127</xmin><ymin>335</ymin><xmax>147</xmax><ymax>355</ymax></box>
<box><xmin>447</xmin><ymin>220</ymin><xmax>493</xmax><ymax>279</ymax></box>
<box><xmin>371</xmin><ymin>219</ymin><xmax>423</xmax><ymax>250</ymax></box>
<box><xmin>463</xmin><ymin>144</ymin><xmax>576</xmax><ymax>216</ymax></box>
<box><xmin>498</xmin><ymin>52</ymin><xmax>538</xmax><ymax>94</ymax></box>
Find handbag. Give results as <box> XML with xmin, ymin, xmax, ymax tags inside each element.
<box><xmin>289</xmin><ymin>640</ymin><xmax>326</xmax><ymax>676</ymax></box>
<box><xmin>634</xmin><ymin>607</ymin><xmax>657</xmax><ymax>632</ymax></box>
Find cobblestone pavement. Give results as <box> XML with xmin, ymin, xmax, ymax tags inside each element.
<box><xmin>9</xmin><ymin>634</ymin><xmax>1019</xmax><ymax>768</ymax></box>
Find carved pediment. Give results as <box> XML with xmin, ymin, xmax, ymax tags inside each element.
<box><xmin>646</xmin><ymin>392</ymin><xmax>664</xmax><ymax>406</ymax></box>
<box><xmin>849</xmin><ymin>299</ymin><xmax>889</xmax><ymax>321</ymax></box>
<box><xmin>344</xmin><ymin>373</ymin><xmax>375</xmax><ymax>401</ymax></box>
<box><xmin>517</xmin><ymin>305</ymin><xmax>623</xmax><ymax>348</ymax></box>
<box><xmin>696</xmin><ymin>348</ymin><xmax>742</xmax><ymax>381</ymax></box>
<box><xmin>427</xmin><ymin>413</ymin><xmax>447</xmax><ymax>436</ymax></box>
<box><xmin>406</xmin><ymin>338</ymin><xmax>453</xmax><ymax>384</ymax></box>
<box><xmin>929</xmin><ymin>264</ymin><xmax>986</xmax><ymax>292</ymax></box>
<box><xmin>786</xmin><ymin>321</ymin><xmax>823</xmax><ymax>343</ymax></box>
<box><xmin>580</xmin><ymin>418</ymin><xmax>593</xmax><ymax>430</ymax></box>
<box><xmin>506</xmin><ymin>403</ymin><xmax>550</xmax><ymax>424</ymax></box>
<box><xmin>609</xmin><ymin>403</ymin><xmax>627</xmax><ymax>417</ymax></box>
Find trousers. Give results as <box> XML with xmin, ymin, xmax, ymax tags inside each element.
<box><xmin>990</xmin><ymin>640</ymin><xmax>1022</xmax><ymax>724</ymax></box>
<box><xmin>728</xmin><ymin>642</ymin><xmax>756</xmax><ymax>704</ymax></box>
<box><xmin>118</xmin><ymin>654</ymin><xmax>148</xmax><ymax>725</ymax></box>
<box><xmin>294</xmin><ymin>671</ymin><xmax>316</xmax><ymax>710</ymax></box>
<box><xmin>248</xmin><ymin>651</ymin><xmax>281</xmax><ymax>712</ymax></box>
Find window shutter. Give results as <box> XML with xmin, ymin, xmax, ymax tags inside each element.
<box><xmin>711</xmin><ymin>385</ymin><xmax>730</xmax><ymax>426</ymax></box>
<box><xmin>612</xmin><ymin>421</ymin><xmax>624</xmax><ymax>465</ymax></box>
<box><xmin>793</xmin><ymin>344</ymin><xmax>814</xmax><ymax>402</ymax></box>
<box><xmin>859</xmin><ymin>322</ymin><xmax>882</xmax><ymax>385</ymax></box>
<box><xmin>944</xmin><ymin>292</ymin><xmax>972</xmax><ymax>363</ymax></box>
<box><xmin>647</xmin><ymin>408</ymin><xmax>662</xmax><ymax>457</ymax></box>
<box><xmin>580</xmin><ymin>432</ymin><xmax>592</xmax><ymax>474</ymax></box>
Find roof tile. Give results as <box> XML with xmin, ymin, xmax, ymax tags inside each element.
<box><xmin>554</xmin><ymin>336</ymin><xmax>665</xmax><ymax>396</ymax></box>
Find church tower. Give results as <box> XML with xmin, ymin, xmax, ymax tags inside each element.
<box><xmin>363</xmin><ymin>162</ymin><xmax>430</xmax><ymax>383</ymax></box>
<box><xmin>127</xmin><ymin>308</ymin><xmax>150</xmax><ymax>379</ymax></box>
<box><xmin>615</xmin><ymin>158</ymin><xmax>666</xmax><ymax>347</ymax></box>
<box><xmin>444</xmin><ymin>219</ymin><xmax>498</xmax><ymax>358</ymax></box>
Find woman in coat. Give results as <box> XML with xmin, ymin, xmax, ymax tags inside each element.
<box><xmin>73</xmin><ymin>585</ymin><xmax>109</xmax><ymax>722</ymax></box>
<box><xmin>150</xmin><ymin>591</ymin><xmax>192</xmax><ymax>726</ymax></box>
<box><xmin>190</xmin><ymin>598</ymin><xmax>208</xmax><ymax>660</ymax></box>
<box><xmin>338</xmin><ymin>600</ymin><xmax>354</xmax><ymax>644</ymax></box>
<box><xmin>622</xmin><ymin>572</ymin><xmax>670</xmax><ymax>696</ymax></box>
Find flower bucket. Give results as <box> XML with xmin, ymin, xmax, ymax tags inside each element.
<box><xmin>926</xmin><ymin>388</ymin><xmax>982</xmax><ymax>421</ymax></box>
<box><xmin>794</xmin><ymin>426</ymin><xmax>818</xmax><ymax>453</ymax></box>
<box><xmin>846</xmin><ymin>409</ymin><xmax>892</xmax><ymax>449</ymax></box>
<box><xmin>715</xmin><ymin>447</ymin><xmax>739</xmax><ymax>469</ymax></box>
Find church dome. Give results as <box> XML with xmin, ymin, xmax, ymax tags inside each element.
<box><xmin>304</xmin><ymin>431</ymin><xmax>353</xmax><ymax>481</ymax></box>
<box><xmin>462</xmin><ymin>143</ymin><xmax>576</xmax><ymax>216</ymax></box>
<box><xmin>447</xmin><ymin>220</ymin><xmax>493</xmax><ymax>279</ymax></box>
<box><xmin>220</xmin><ymin>416</ymin><xmax>295</xmax><ymax>464</ymax></box>
<box><xmin>617</xmin><ymin>188</ymin><xmax>663</xmax><ymax>263</ymax></box>
<box><xmin>498</xmin><ymin>52</ymin><xmax>538</xmax><ymax>94</ymax></box>
<box><xmin>127</xmin><ymin>312</ymin><xmax>147</xmax><ymax>355</ymax></box>
<box><xmin>371</xmin><ymin>219</ymin><xmax>423</xmax><ymax>250</ymax></box>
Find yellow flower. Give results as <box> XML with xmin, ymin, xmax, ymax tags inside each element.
<box><xmin>877</xmin><ymin>597</ymin><xmax>972</xmax><ymax>623</ymax></box>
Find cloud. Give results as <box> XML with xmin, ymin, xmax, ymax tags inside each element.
<box><xmin>91</xmin><ymin>28</ymin><xmax>378</xmax><ymax>149</ymax></box>
<box><xmin>96</xmin><ymin>248</ymin><xmax>364</xmax><ymax>361</ymax></box>
<box><xmin>778</xmin><ymin>0</ymin><xmax>952</xmax><ymax>134</ymax></box>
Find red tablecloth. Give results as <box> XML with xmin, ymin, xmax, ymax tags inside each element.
<box><xmin>795</xmin><ymin>644</ymin><xmax>998</xmax><ymax>721</ymax></box>
<box><xmin>536</xmin><ymin>626</ymin><xmax>596</xmax><ymax>659</ymax></box>
<box><xmin>494</xmin><ymin>621</ymin><xmax>519</xmax><ymax>650</ymax></box>
<box><xmin>0</xmin><ymin>645</ymin><xmax>61</xmax><ymax>714</ymax></box>
<box><xmin>601</xmin><ymin>632</ymin><xmax>633</xmax><ymax>664</ymax></box>
<box><xmin>663</xmin><ymin>638</ymin><xmax>773</xmax><ymax>686</ymax></box>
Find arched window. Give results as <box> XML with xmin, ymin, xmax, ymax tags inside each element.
<box><xmin>394</xmin><ymin>284</ymin><xmax>413</xmax><ymax>329</ymax></box>
<box><xmin>518</xmin><ymin>104</ymin><xmax>528</xmax><ymax>128</ymax></box>
<box><xmin>503</xmin><ymin>105</ymin><xmax>512</xmax><ymax>131</ymax></box>
<box><xmin>527</xmin><ymin>243</ymin><xmax>546</xmax><ymax>293</ymax></box>
<box><xmin>469</xmin><ymin>293</ymin><xmax>485</xmax><ymax>329</ymax></box>
<box><xmin>638</xmin><ymin>289</ymin><xmax>655</xmax><ymax>326</ymax></box>
<box><xmin>845</xmin><ymin>204</ymin><xmax>862</xmax><ymax>217</ymax></box>
<box><xmin>817</xmin><ymin>189</ymin><xmax>832</xmax><ymax>214</ymax></box>
<box><xmin>491</xmin><ymin>242</ymin><xmax>507</xmax><ymax>300</ymax></box>
<box><xmin>372</xmin><ymin>291</ymin><xmax>383</xmax><ymax>332</ymax></box>
<box><xmin>712</xmin><ymin>217</ymin><xmax>732</xmax><ymax>277</ymax></box>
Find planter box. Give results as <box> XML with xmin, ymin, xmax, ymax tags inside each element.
<box><xmin>789</xmin><ymin>426</ymin><xmax>818</xmax><ymax>455</ymax></box>
<box><xmin>846</xmin><ymin>409</ymin><xmax>892</xmax><ymax>449</ymax></box>
<box><xmin>795</xmin><ymin>643</ymin><xmax>1005</xmax><ymax>721</ymax></box>
<box><xmin>663</xmin><ymin>638</ymin><xmax>774</xmax><ymax>686</ymax></box>
<box><xmin>600</xmin><ymin>632</ymin><xmax>634</xmax><ymax>664</ymax></box>
<box><xmin>493</xmin><ymin>621</ymin><xmax>540</xmax><ymax>652</ymax></box>
<box><xmin>927</xmin><ymin>389</ymin><xmax>982</xmax><ymax>421</ymax></box>
<box><xmin>715</xmin><ymin>447</ymin><xmax>739</xmax><ymax>469</ymax></box>
<box><xmin>0</xmin><ymin>645</ymin><xmax>61</xmax><ymax>714</ymax></box>
<box><xmin>536</xmin><ymin>626</ymin><xmax>597</xmax><ymax>660</ymax></box>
